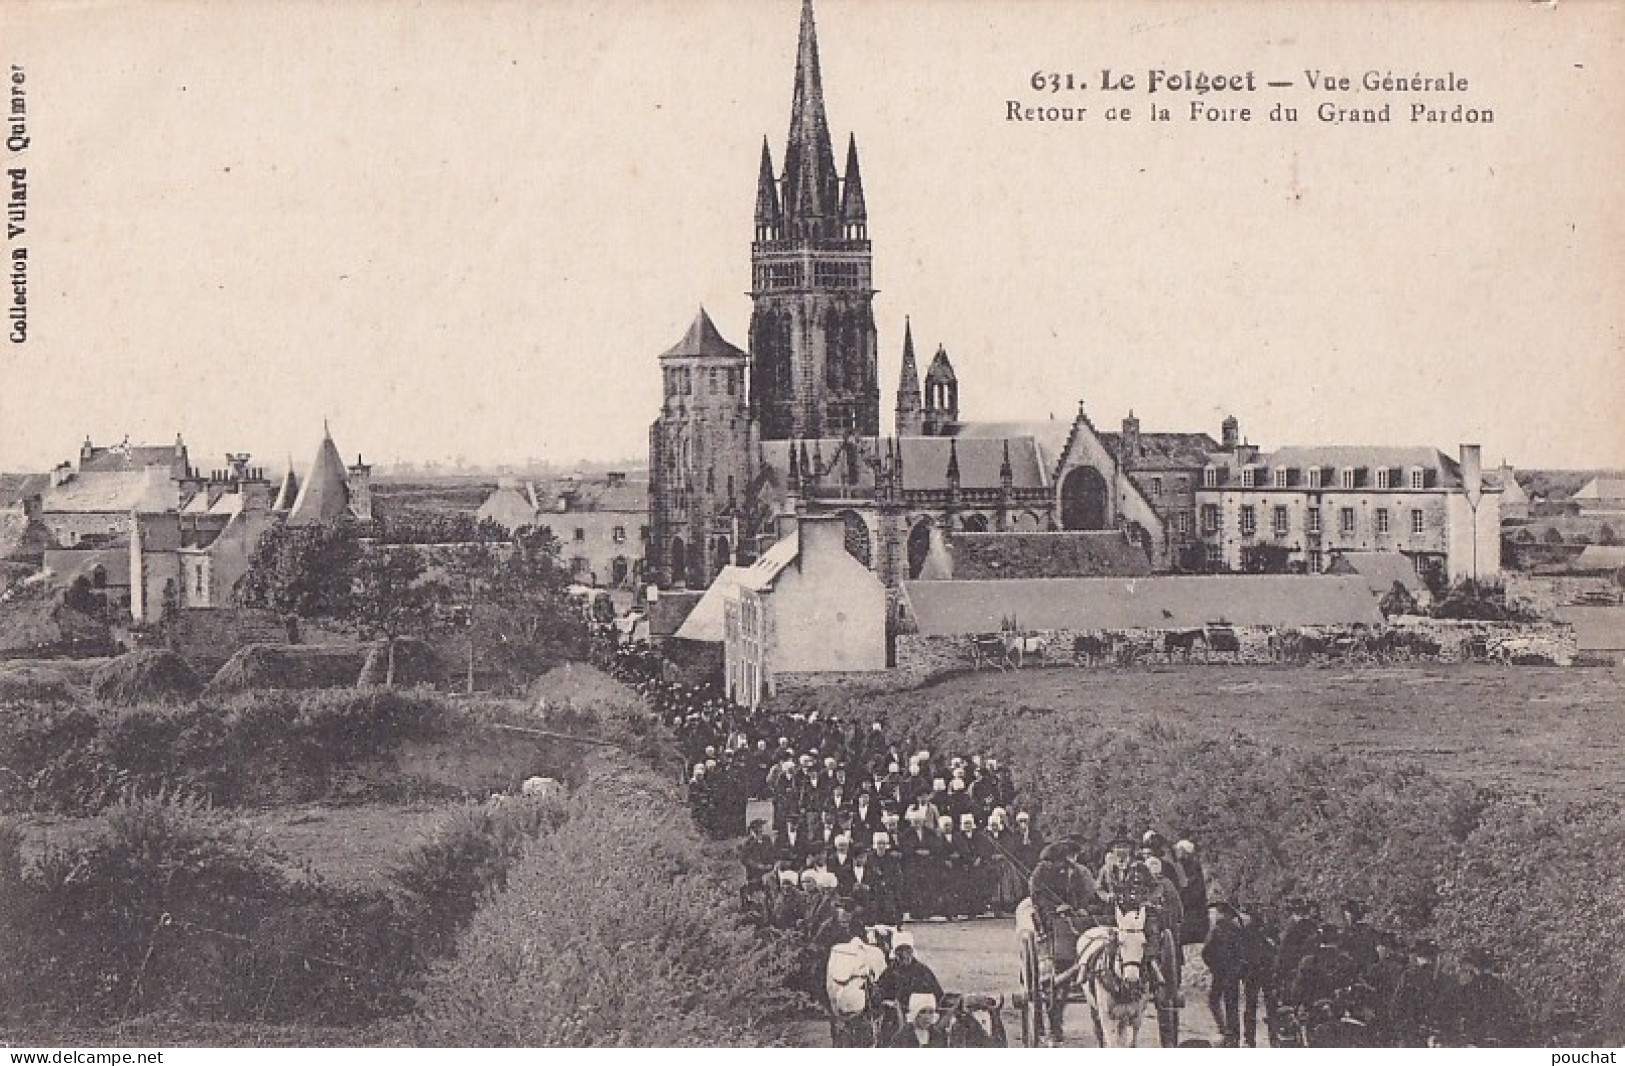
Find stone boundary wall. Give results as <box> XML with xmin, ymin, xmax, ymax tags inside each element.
<box><xmin>896</xmin><ymin>618</ymin><xmax>1578</xmax><ymax>673</ymax></box>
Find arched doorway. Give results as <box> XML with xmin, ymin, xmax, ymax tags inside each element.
<box><xmin>1060</xmin><ymin>466</ymin><xmax>1110</xmax><ymax>530</ymax></box>
<box><xmin>839</xmin><ymin>510</ymin><xmax>872</xmax><ymax>567</ymax></box>
<box><xmin>906</xmin><ymin>519</ymin><xmax>933</xmax><ymax>579</ymax></box>
<box><xmin>669</xmin><ymin>537</ymin><xmax>687</xmax><ymax>586</ymax></box>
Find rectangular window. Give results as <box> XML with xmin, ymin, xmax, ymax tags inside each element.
<box><xmin>1240</xmin><ymin>505</ymin><xmax>1257</xmax><ymax>536</ymax></box>
<box><xmin>1203</xmin><ymin>467</ymin><xmax>1219</xmax><ymax>488</ymax></box>
<box><xmin>1308</xmin><ymin>550</ymin><xmax>1324</xmax><ymax>574</ymax></box>
<box><xmin>1376</xmin><ymin>508</ymin><xmax>1391</xmax><ymax>534</ymax></box>
<box><xmin>1410</xmin><ymin>468</ymin><xmax>1425</xmax><ymax>490</ymax></box>
<box><xmin>707</xmin><ymin>368</ymin><xmax>718</xmax><ymax>393</ymax></box>
<box><xmin>573</xmin><ymin>528</ymin><xmax>585</xmax><ymax>542</ymax></box>
<box><xmin>1241</xmin><ymin>468</ymin><xmax>1256</xmax><ymax>488</ymax></box>
<box><xmin>1341</xmin><ymin>468</ymin><xmax>1357</xmax><ymax>489</ymax></box>
<box><xmin>570</xmin><ymin>556</ymin><xmax>588</xmax><ymax>575</ymax></box>
<box><xmin>195</xmin><ymin>568</ymin><xmax>205</xmax><ymax>596</ymax></box>
<box><xmin>1307</xmin><ymin>507</ymin><xmax>1322</xmax><ymax>534</ymax></box>
<box><xmin>1340</xmin><ymin>507</ymin><xmax>1356</xmax><ymax>535</ymax></box>
<box><xmin>612</xmin><ymin>525</ymin><xmax>627</xmax><ymax>543</ymax></box>
<box><xmin>1308</xmin><ymin>468</ymin><xmax>1323</xmax><ymax>489</ymax></box>
<box><xmin>1376</xmin><ymin>468</ymin><xmax>1391</xmax><ymax>490</ymax></box>
<box><xmin>1175</xmin><ymin>510</ymin><xmax>1191</xmax><ymax>535</ymax></box>
<box><xmin>1274</xmin><ymin>467</ymin><xmax>1289</xmax><ymax>488</ymax></box>
<box><xmin>1411</xmin><ymin>509</ymin><xmax>1424</xmax><ymax>535</ymax></box>
<box><xmin>1273</xmin><ymin>505</ymin><xmax>1289</xmax><ymax>536</ymax></box>
<box><xmin>1207</xmin><ymin>544</ymin><xmax>1224</xmax><ymax>567</ymax></box>
<box><xmin>1150</xmin><ymin>477</ymin><xmax>1162</xmax><ymax>498</ymax></box>
<box><xmin>1176</xmin><ymin>476</ymin><xmax>1189</xmax><ymax>493</ymax></box>
<box><xmin>1201</xmin><ymin>504</ymin><xmax>1220</xmax><ymax>533</ymax></box>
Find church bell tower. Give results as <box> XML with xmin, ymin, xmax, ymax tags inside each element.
<box><xmin>748</xmin><ymin>0</ymin><xmax>880</xmax><ymax>441</ymax></box>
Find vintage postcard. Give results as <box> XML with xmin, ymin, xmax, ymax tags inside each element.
<box><xmin>1</xmin><ymin>0</ymin><xmax>1621</xmax><ymax>1053</ymax></box>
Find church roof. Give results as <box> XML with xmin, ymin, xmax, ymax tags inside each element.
<box><xmin>947</xmin><ymin>421</ymin><xmax>1072</xmax><ymax>483</ymax></box>
<box><xmin>897</xmin><ymin>437</ymin><xmax>1043</xmax><ymax>491</ymax></box>
<box><xmin>659</xmin><ymin>307</ymin><xmax>746</xmax><ymax>361</ymax></box>
<box><xmin>944</xmin><ymin>532</ymin><xmax>1152</xmax><ymax>580</ymax></box>
<box><xmin>286</xmin><ymin>428</ymin><xmax>352</xmax><ymax>526</ymax></box>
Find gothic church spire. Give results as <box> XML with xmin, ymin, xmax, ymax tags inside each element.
<box><xmin>781</xmin><ymin>0</ymin><xmax>841</xmax><ymax>235</ymax></box>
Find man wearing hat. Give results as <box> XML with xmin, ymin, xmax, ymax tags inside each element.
<box><xmin>1274</xmin><ymin>895</ymin><xmax>1319</xmax><ymax>1010</ymax></box>
<box><xmin>870</xmin><ymin>830</ymin><xmax>904</xmax><ymax>924</ymax></box>
<box><xmin>888</xmin><ymin>993</ymin><xmax>948</xmax><ymax>1047</ymax></box>
<box><xmin>1172</xmin><ymin>839</ymin><xmax>1209</xmax><ymax>951</ymax></box>
<box><xmin>1203</xmin><ymin>900</ymin><xmax>1246</xmax><ymax>1047</ymax></box>
<box><xmin>739</xmin><ymin>819</ymin><xmax>777</xmax><ymax>905</ymax></box>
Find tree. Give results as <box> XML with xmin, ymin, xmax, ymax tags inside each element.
<box><xmin>236</xmin><ymin>520</ymin><xmax>362</xmax><ymax>620</ymax></box>
<box><xmin>350</xmin><ymin>545</ymin><xmax>446</xmax><ymax>687</ymax></box>
<box><xmin>1378</xmin><ymin>580</ymin><xmax>1418</xmax><ymax>618</ymax></box>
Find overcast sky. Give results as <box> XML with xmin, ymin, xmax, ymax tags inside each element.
<box><xmin>2</xmin><ymin>0</ymin><xmax>1621</xmax><ymax>474</ymax></box>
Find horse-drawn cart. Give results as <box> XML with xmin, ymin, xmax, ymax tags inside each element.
<box><xmin>1013</xmin><ymin>900</ymin><xmax>1181</xmax><ymax>1047</ymax></box>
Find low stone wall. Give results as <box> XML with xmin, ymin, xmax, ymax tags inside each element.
<box><xmin>896</xmin><ymin>618</ymin><xmax>1578</xmax><ymax>673</ymax></box>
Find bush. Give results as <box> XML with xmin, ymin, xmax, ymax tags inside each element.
<box><xmin>861</xmin><ymin>698</ymin><xmax>1610</xmax><ymax>1041</ymax></box>
<box><xmin>91</xmin><ymin>650</ymin><xmax>201</xmax><ymax>706</ymax></box>
<box><xmin>407</xmin><ymin>755</ymin><xmax>799</xmax><ymax>1046</ymax></box>
<box><xmin>0</xmin><ymin>664</ymin><xmax>74</xmax><ymax>703</ymax></box>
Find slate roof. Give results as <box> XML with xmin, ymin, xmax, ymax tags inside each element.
<box><xmin>0</xmin><ymin>473</ymin><xmax>49</xmax><ymax>508</ymax></box>
<box><xmin>659</xmin><ymin>308</ymin><xmax>746</xmax><ymax>361</ymax></box>
<box><xmin>1573</xmin><ymin>478</ymin><xmax>1625</xmax><ymax>501</ymax></box>
<box><xmin>271</xmin><ymin>467</ymin><xmax>300</xmax><ymax>511</ymax></box>
<box><xmin>1098</xmin><ymin>431</ymin><xmax>1221</xmax><ymax>470</ymax></box>
<box><xmin>648</xmin><ymin>589</ymin><xmax>706</xmax><ymax>640</ymax></box>
<box><xmin>1573</xmin><ymin>545</ymin><xmax>1625</xmax><ymax>571</ymax></box>
<box><xmin>1255</xmin><ymin>446</ymin><xmax>1466</xmax><ymax>486</ymax></box>
<box><xmin>287</xmin><ymin>431</ymin><xmax>351</xmax><ymax>526</ymax></box>
<box><xmin>901</xmin><ymin>575</ymin><xmax>1383</xmax><ymax>634</ymax></box>
<box><xmin>43</xmin><ymin>547</ymin><xmax>131</xmax><ymax>587</ymax></box>
<box><xmin>945</xmin><ymin>532</ymin><xmax>1152</xmax><ymax>580</ymax></box>
<box><xmin>758</xmin><ymin>436</ymin><xmax>1049</xmax><ymax>494</ymax></box>
<box><xmin>44</xmin><ymin>467</ymin><xmax>179</xmax><ymax>513</ymax></box>
<box><xmin>673</xmin><ymin>566</ymin><xmax>754</xmax><ymax>643</ymax></box>
<box><xmin>947</xmin><ymin>421</ymin><xmax>1073</xmax><ymax>482</ymax></box>
<box><xmin>80</xmin><ymin>443</ymin><xmax>186</xmax><ymax>476</ymax></box>
<box><xmin>1324</xmin><ymin>551</ymin><xmax>1426</xmax><ymax>597</ymax></box>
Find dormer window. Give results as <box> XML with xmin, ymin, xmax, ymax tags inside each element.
<box><xmin>1410</xmin><ymin>468</ymin><xmax>1425</xmax><ymax>490</ymax></box>
<box><xmin>1375</xmin><ymin>468</ymin><xmax>1392</xmax><ymax>490</ymax></box>
<box><xmin>1203</xmin><ymin>467</ymin><xmax>1219</xmax><ymax>488</ymax></box>
<box><xmin>1341</xmin><ymin>468</ymin><xmax>1356</xmax><ymax>490</ymax></box>
<box><xmin>1308</xmin><ymin>468</ymin><xmax>1323</xmax><ymax>489</ymax></box>
<box><xmin>1273</xmin><ymin>467</ymin><xmax>1289</xmax><ymax>488</ymax></box>
<box><xmin>1241</xmin><ymin>468</ymin><xmax>1256</xmax><ymax>488</ymax></box>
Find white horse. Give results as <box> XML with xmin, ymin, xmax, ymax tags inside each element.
<box><xmin>1075</xmin><ymin>905</ymin><xmax>1152</xmax><ymax>1047</ymax></box>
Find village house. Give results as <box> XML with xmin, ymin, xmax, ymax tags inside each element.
<box><xmin>476</xmin><ymin>471</ymin><xmax>648</xmax><ymax>589</ymax></box>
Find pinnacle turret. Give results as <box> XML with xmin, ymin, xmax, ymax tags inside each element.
<box><xmin>840</xmin><ymin>133</ymin><xmax>867</xmax><ymax>236</ymax></box>
<box><xmin>895</xmin><ymin>317</ymin><xmax>923</xmax><ymax>436</ymax></box>
<box><xmin>754</xmin><ymin>138</ymin><xmax>782</xmax><ymax>239</ymax></box>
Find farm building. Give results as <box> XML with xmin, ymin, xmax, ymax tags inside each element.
<box><xmin>1571</xmin><ymin>477</ymin><xmax>1625</xmax><ymax>516</ymax></box>
<box><xmin>898</xmin><ymin>574</ymin><xmax>1384</xmax><ymax>636</ymax></box>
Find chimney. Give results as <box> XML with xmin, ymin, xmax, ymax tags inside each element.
<box><xmin>1121</xmin><ymin>411</ymin><xmax>1141</xmax><ymax>470</ymax></box>
<box><xmin>52</xmin><ymin>461</ymin><xmax>73</xmax><ymax>487</ymax></box>
<box><xmin>1221</xmin><ymin>416</ymin><xmax>1240</xmax><ymax>451</ymax></box>
<box><xmin>797</xmin><ymin>514</ymin><xmax>846</xmax><ymax>571</ymax></box>
<box><xmin>1459</xmin><ymin>444</ymin><xmax>1483</xmax><ymax>507</ymax></box>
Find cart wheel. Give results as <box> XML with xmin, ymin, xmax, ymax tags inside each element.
<box><xmin>1019</xmin><ymin>932</ymin><xmax>1043</xmax><ymax>1047</ymax></box>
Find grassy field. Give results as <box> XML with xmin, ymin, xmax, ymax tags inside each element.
<box><xmin>790</xmin><ymin>663</ymin><xmax>1625</xmax><ymax>800</ymax></box>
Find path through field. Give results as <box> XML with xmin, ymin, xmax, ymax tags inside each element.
<box><xmin>797</xmin><ymin>917</ymin><xmax>1225</xmax><ymax>1048</ymax></box>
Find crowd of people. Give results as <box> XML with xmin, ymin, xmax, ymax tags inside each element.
<box><xmin>599</xmin><ymin>642</ymin><xmax>1529</xmax><ymax>1049</ymax></box>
